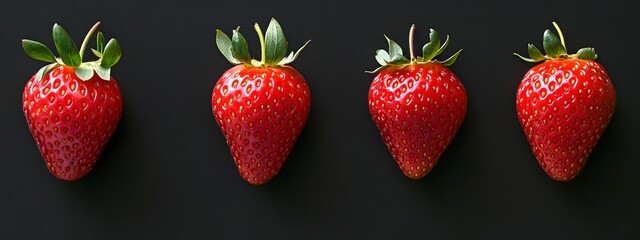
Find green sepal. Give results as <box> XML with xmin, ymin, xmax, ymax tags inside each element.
<box><xmin>513</xmin><ymin>53</ymin><xmax>538</xmax><ymax>63</ymax></box>
<box><xmin>419</xmin><ymin>28</ymin><xmax>460</xmax><ymax>65</ymax></box>
<box><xmin>96</xmin><ymin>32</ymin><xmax>106</xmax><ymax>53</ymax></box>
<box><xmin>52</xmin><ymin>23</ymin><xmax>81</xmax><ymax>67</ymax></box>
<box><xmin>365</xmin><ymin>66</ymin><xmax>386</xmax><ymax>74</ymax></box>
<box><xmin>35</xmin><ymin>63</ymin><xmax>57</xmax><ymax>82</ymax></box>
<box><xmin>438</xmin><ymin>49</ymin><xmax>462</xmax><ymax>66</ymax></box>
<box><xmin>264</xmin><ymin>18</ymin><xmax>288</xmax><ymax>65</ymax></box>
<box><xmin>94</xmin><ymin>65</ymin><xmax>111</xmax><ymax>80</ymax></box>
<box><xmin>75</xmin><ymin>65</ymin><xmax>94</xmax><ymax>81</ymax></box>
<box><xmin>543</xmin><ymin>29</ymin><xmax>566</xmax><ymax>58</ymax></box>
<box><xmin>91</xmin><ymin>48</ymin><xmax>103</xmax><ymax>58</ymax></box>
<box><xmin>435</xmin><ymin>35</ymin><xmax>449</xmax><ymax>56</ymax></box>
<box><xmin>527</xmin><ymin>44</ymin><xmax>546</xmax><ymax>61</ymax></box>
<box><xmin>384</xmin><ymin>35</ymin><xmax>403</xmax><ymax>57</ymax></box>
<box><xmin>22</xmin><ymin>39</ymin><xmax>57</xmax><ymax>63</ymax></box>
<box><xmin>367</xmin><ymin>49</ymin><xmax>393</xmax><ymax>73</ymax></box>
<box><xmin>231</xmin><ymin>28</ymin><xmax>251</xmax><ymax>64</ymax></box>
<box><xmin>374</xmin><ymin>49</ymin><xmax>390</xmax><ymax>66</ymax></box>
<box><xmin>215</xmin><ymin>30</ymin><xmax>241</xmax><ymax>64</ymax></box>
<box><xmin>100</xmin><ymin>38</ymin><xmax>121</xmax><ymax>68</ymax></box>
<box><xmin>422</xmin><ymin>42</ymin><xmax>439</xmax><ymax>62</ymax></box>
<box><xmin>429</xmin><ymin>29</ymin><xmax>441</xmax><ymax>49</ymax></box>
<box><xmin>576</xmin><ymin>47</ymin><xmax>598</xmax><ymax>60</ymax></box>
<box><xmin>388</xmin><ymin>54</ymin><xmax>410</xmax><ymax>64</ymax></box>
<box><xmin>278</xmin><ymin>40</ymin><xmax>311</xmax><ymax>65</ymax></box>
<box><xmin>423</xmin><ymin>29</ymin><xmax>441</xmax><ymax>61</ymax></box>
<box><xmin>74</xmin><ymin>61</ymin><xmax>111</xmax><ymax>81</ymax></box>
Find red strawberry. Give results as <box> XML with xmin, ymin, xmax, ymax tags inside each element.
<box><xmin>514</xmin><ymin>22</ymin><xmax>616</xmax><ymax>181</ymax></box>
<box><xmin>368</xmin><ymin>25</ymin><xmax>466</xmax><ymax>179</ymax></box>
<box><xmin>212</xmin><ymin>18</ymin><xmax>311</xmax><ymax>185</ymax></box>
<box><xmin>21</xmin><ymin>22</ymin><xmax>123</xmax><ymax>181</ymax></box>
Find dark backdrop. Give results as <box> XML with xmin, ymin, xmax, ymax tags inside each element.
<box><xmin>2</xmin><ymin>0</ymin><xmax>639</xmax><ymax>239</ymax></box>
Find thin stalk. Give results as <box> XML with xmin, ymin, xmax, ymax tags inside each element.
<box><xmin>79</xmin><ymin>22</ymin><xmax>101</xmax><ymax>61</ymax></box>
<box><xmin>254</xmin><ymin>23</ymin><xmax>266</xmax><ymax>66</ymax></box>
<box><xmin>552</xmin><ymin>22</ymin><xmax>566</xmax><ymax>48</ymax></box>
<box><xmin>409</xmin><ymin>24</ymin><xmax>416</xmax><ymax>61</ymax></box>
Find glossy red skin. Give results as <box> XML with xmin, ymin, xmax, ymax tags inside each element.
<box><xmin>212</xmin><ymin>64</ymin><xmax>311</xmax><ymax>185</ymax></box>
<box><xmin>516</xmin><ymin>59</ymin><xmax>616</xmax><ymax>181</ymax></box>
<box><xmin>369</xmin><ymin>63</ymin><xmax>467</xmax><ymax>179</ymax></box>
<box><xmin>22</xmin><ymin>66</ymin><xmax>123</xmax><ymax>181</ymax></box>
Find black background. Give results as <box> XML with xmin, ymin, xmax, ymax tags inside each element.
<box><xmin>2</xmin><ymin>0</ymin><xmax>639</xmax><ymax>238</ymax></box>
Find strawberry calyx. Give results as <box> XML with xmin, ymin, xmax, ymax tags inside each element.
<box><xmin>215</xmin><ymin>18</ymin><xmax>311</xmax><ymax>68</ymax></box>
<box><xmin>367</xmin><ymin>24</ymin><xmax>462</xmax><ymax>73</ymax></box>
<box><xmin>22</xmin><ymin>22</ymin><xmax>122</xmax><ymax>82</ymax></box>
<box><xmin>514</xmin><ymin>22</ymin><xmax>598</xmax><ymax>63</ymax></box>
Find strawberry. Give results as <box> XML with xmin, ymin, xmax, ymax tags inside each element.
<box><xmin>368</xmin><ymin>25</ymin><xmax>466</xmax><ymax>179</ymax></box>
<box><xmin>212</xmin><ymin>18</ymin><xmax>311</xmax><ymax>185</ymax></box>
<box><xmin>514</xmin><ymin>22</ymin><xmax>616</xmax><ymax>181</ymax></box>
<box><xmin>21</xmin><ymin>22</ymin><xmax>123</xmax><ymax>181</ymax></box>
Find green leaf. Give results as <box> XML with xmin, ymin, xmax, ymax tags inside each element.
<box><xmin>231</xmin><ymin>28</ymin><xmax>251</xmax><ymax>63</ymax></box>
<box><xmin>94</xmin><ymin>65</ymin><xmax>111</xmax><ymax>80</ymax></box>
<box><xmin>576</xmin><ymin>47</ymin><xmax>598</xmax><ymax>60</ymax></box>
<box><xmin>374</xmin><ymin>49</ymin><xmax>390</xmax><ymax>66</ymax></box>
<box><xmin>436</xmin><ymin>35</ymin><xmax>450</xmax><ymax>56</ymax></box>
<box><xmin>439</xmin><ymin>49</ymin><xmax>462</xmax><ymax>66</ymax></box>
<box><xmin>215</xmin><ymin>30</ymin><xmax>240</xmax><ymax>64</ymax></box>
<box><xmin>100</xmin><ymin>38</ymin><xmax>122</xmax><ymax>68</ymax></box>
<box><xmin>278</xmin><ymin>40</ymin><xmax>311</xmax><ymax>65</ymax></box>
<box><xmin>53</xmin><ymin>23</ymin><xmax>81</xmax><ymax>67</ymax></box>
<box><xmin>527</xmin><ymin>44</ymin><xmax>545</xmax><ymax>61</ymax></box>
<box><xmin>422</xmin><ymin>42</ymin><xmax>439</xmax><ymax>62</ymax></box>
<box><xmin>75</xmin><ymin>65</ymin><xmax>94</xmax><ymax>81</ymax></box>
<box><xmin>543</xmin><ymin>29</ymin><xmax>566</xmax><ymax>58</ymax></box>
<box><xmin>387</xmin><ymin>54</ymin><xmax>410</xmax><ymax>64</ymax></box>
<box><xmin>264</xmin><ymin>18</ymin><xmax>288</xmax><ymax>65</ymax></box>
<box><xmin>96</xmin><ymin>32</ymin><xmax>105</xmax><ymax>53</ymax></box>
<box><xmin>35</xmin><ymin>63</ymin><xmax>57</xmax><ymax>82</ymax></box>
<box><xmin>384</xmin><ymin>35</ymin><xmax>403</xmax><ymax>57</ymax></box>
<box><xmin>22</xmin><ymin>39</ymin><xmax>57</xmax><ymax>63</ymax></box>
<box><xmin>91</xmin><ymin>48</ymin><xmax>103</xmax><ymax>58</ymax></box>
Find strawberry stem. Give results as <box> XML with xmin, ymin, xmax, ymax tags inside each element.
<box><xmin>552</xmin><ymin>21</ymin><xmax>566</xmax><ymax>48</ymax></box>
<box><xmin>254</xmin><ymin>23</ymin><xmax>266</xmax><ymax>66</ymax></box>
<box><xmin>79</xmin><ymin>22</ymin><xmax>101</xmax><ymax>61</ymax></box>
<box><xmin>409</xmin><ymin>24</ymin><xmax>416</xmax><ymax>61</ymax></box>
